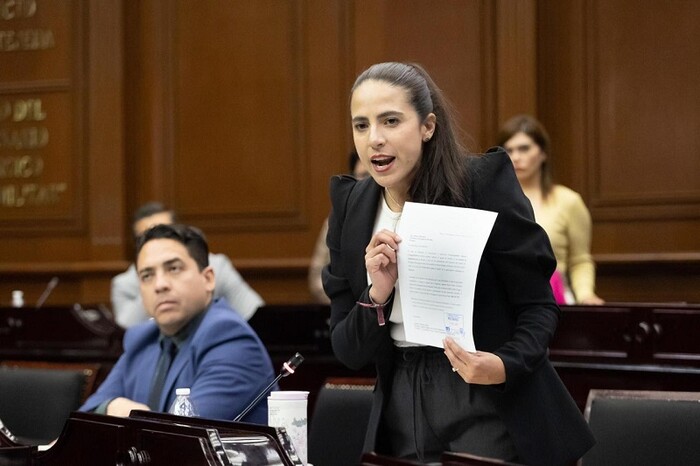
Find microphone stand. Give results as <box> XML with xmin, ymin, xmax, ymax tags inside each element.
<box><xmin>233</xmin><ymin>352</ymin><xmax>304</xmax><ymax>422</ymax></box>
<box><xmin>36</xmin><ymin>276</ymin><xmax>59</xmax><ymax>309</ymax></box>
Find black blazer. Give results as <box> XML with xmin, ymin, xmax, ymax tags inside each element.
<box><xmin>323</xmin><ymin>148</ymin><xmax>594</xmax><ymax>465</ymax></box>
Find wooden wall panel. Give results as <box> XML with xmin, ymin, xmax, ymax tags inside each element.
<box><xmin>588</xmin><ymin>0</ymin><xmax>700</xmax><ymax>221</ymax></box>
<box><xmin>352</xmin><ymin>0</ymin><xmax>490</xmax><ymax>150</ymax></box>
<box><xmin>595</xmin><ymin>253</ymin><xmax>700</xmax><ymax>304</ymax></box>
<box><xmin>537</xmin><ymin>0</ymin><xmax>588</xmax><ymax>195</ymax></box>
<box><xmin>0</xmin><ymin>0</ymin><xmax>126</xmax><ymax>307</ymax></box>
<box><xmin>0</xmin><ymin>1</ymin><xmax>84</xmax><ymax>233</ymax></box>
<box><xmin>351</xmin><ymin>0</ymin><xmax>539</xmax><ymax>150</ymax></box>
<box><xmin>124</xmin><ymin>0</ymin><xmax>351</xmax><ymax>304</ymax></box>
<box><xmin>0</xmin><ymin>0</ymin><xmax>73</xmax><ymax>81</ymax></box>
<box><xmin>174</xmin><ymin>2</ymin><xmax>305</xmax><ymax>229</ymax></box>
<box><xmin>495</xmin><ymin>0</ymin><xmax>538</xmax><ymax>126</ymax></box>
<box><xmin>1</xmin><ymin>0</ymin><xmax>698</xmax><ymax>308</ymax></box>
<box><xmin>538</xmin><ymin>0</ymin><xmax>700</xmax><ymax>302</ymax></box>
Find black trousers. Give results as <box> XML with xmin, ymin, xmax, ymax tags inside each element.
<box><xmin>380</xmin><ymin>346</ymin><xmax>518</xmax><ymax>463</ymax></box>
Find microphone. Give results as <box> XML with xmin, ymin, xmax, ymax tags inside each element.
<box><xmin>36</xmin><ymin>276</ymin><xmax>59</xmax><ymax>309</ymax></box>
<box><xmin>233</xmin><ymin>352</ymin><xmax>304</xmax><ymax>423</ymax></box>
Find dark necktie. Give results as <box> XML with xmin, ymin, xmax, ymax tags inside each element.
<box><xmin>147</xmin><ymin>337</ymin><xmax>177</xmax><ymax>411</ymax></box>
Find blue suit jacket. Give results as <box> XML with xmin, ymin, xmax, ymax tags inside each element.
<box><xmin>80</xmin><ymin>299</ymin><xmax>277</xmax><ymax>424</ymax></box>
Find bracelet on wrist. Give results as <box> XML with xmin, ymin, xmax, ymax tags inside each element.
<box><xmin>356</xmin><ymin>289</ymin><xmax>392</xmax><ymax>326</ymax></box>
<box><xmin>356</xmin><ymin>300</ymin><xmax>386</xmax><ymax>326</ymax></box>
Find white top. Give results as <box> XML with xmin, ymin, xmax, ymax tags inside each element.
<box><xmin>368</xmin><ymin>195</ymin><xmax>420</xmax><ymax>347</ymax></box>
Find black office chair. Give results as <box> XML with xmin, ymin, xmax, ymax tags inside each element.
<box><xmin>581</xmin><ymin>389</ymin><xmax>700</xmax><ymax>466</ymax></box>
<box><xmin>0</xmin><ymin>365</ymin><xmax>92</xmax><ymax>445</ymax></box>
<box><xmin>308</xmin><ymin>377</ymin><xmax>375</xmax><ymax>466</ymax></box>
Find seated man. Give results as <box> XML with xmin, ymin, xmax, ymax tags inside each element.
<box><xmin>81</xmin><ymin>224</ymin><xmax>276</xmax><ymax>424</ymax></box>
<box><xmin>112</xmin><ymin>202</ymin><xmax>264</xmax><ymax>327</ymax></box>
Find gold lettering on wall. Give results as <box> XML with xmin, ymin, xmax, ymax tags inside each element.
<box><xmin>0</xmin><ymin>99</ymin><xmax>48</xmax><ymax>149</ymax></box>
<box><xmin>0</xmin><ymin>126</ymin><xmax>49</xmax><ymax>149</ymax></box>
<box><xmin>0</xmin><ymin>2</ymin><xmax>69</xmax><ymax>211</ymax></box>
<box><xmin>0</xmin><ymin>0</ymin><xmax>37</xmax><ymax>20</ymax></box>
<box><xmin>0</xmin><ymin>181</ymin><xmax>66</xmax><ymax>207</ymax></box>
<box><xmin>0</xmin><ymin>28</ymin><xmax>54</xmax><ymax>51</ymax></box>
<box><xmin>0</xmin><ymin>1</ymin><xmax>52</xmax><ymax>52</ymax></box>
<box><xmin>0</xmin><ymin>155</ymin><xmax>44</xmax><ymax>177</ymax></box>
<box><xmin>0</xmin><ymin>96</ymin><xmax>67</xmax><ymax>208</ymax></box>
<box><xmin>0</xmin><ymin>98</ymin><xmax>47</xmax><ymax>121</ymax></box>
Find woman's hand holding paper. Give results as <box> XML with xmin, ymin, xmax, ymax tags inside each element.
<box><xmin>365</xmin><ymin>229</ymin><xmax>402</xmax><ymax>304</ymax></box>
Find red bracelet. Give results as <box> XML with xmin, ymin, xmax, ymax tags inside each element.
<box><xmin>356</xmin><ymin>299</ymin><xmax>387</xmax><ymax>326</ymax></box>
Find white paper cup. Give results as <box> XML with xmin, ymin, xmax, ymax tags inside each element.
<box><xmin>269</xmin><ymin>390</ymin><xmax>309</xmax><ymax>400</ymax></box>
<box><xmin>268</xmin><ymin>391</ymin><xmax>309</xmax><ymax>465</ymax></box>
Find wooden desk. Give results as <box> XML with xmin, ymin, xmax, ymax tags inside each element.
<box><xmin>0</xmin><ymin>411</ymin><xmax>301</xmax><ymax>465</ymax></box>
<box><xmin>0</xmin><ymin>305</ymin><xmax>123</xmax><ymax>388</ymax></box>
<box><xmin>252</xmin><ymin>303</ymin><xmax>700</xmax><ymax>414</ymax></box>
<box><xmin>2</xmin><ymin>302</ymin><xmax>698</xmax><ymax>416</ymax></box>
<box><xmin>551</xmin><ymin>303</ymin><xmax>700</xmax><ymax>410</ymax></box>
<box><xmin>252</xmin><ymin>302</ymin><xmax>700</xmax><ymax>413</ymax></box>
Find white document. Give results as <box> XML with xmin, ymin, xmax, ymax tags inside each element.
<box><xmin>396</xmin><ymin>202</ymin><xmax>497</xmax><ymax>351</ymax></box>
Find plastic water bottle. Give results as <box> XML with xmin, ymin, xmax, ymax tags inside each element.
<box><xmin>168</xmin><ymin>388</ymin><xmax>199</xmax><ymax>417</ymax></box>
<box><xmin>11</xmin><ymin>290</ymin><xmax>24</xmax><ymax>308</ymax></box>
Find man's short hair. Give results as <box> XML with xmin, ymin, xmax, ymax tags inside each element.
<box><xmin>132</xmin><ymin>202</ymin><xmax>177</xmax><ymax>226</ymax></box>
<box><xmin>135</xmin><ymin>224</ymin><xmax>210</xmax><ymax>270</ymax></box>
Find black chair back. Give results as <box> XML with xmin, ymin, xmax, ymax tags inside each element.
<box><xmin>582</xmin><ymin>389</ymin><xmax>700</xmax><ymax>466</ymax></box>
<box><xmin>308</xmin><ymin>377</ymin><xmax>375</xmax><ymax>466</ymax></box>
<box><xmin>0</xmin><ymin>366</ymin><xmax>89</xmax><ymax>444</ymax></box>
